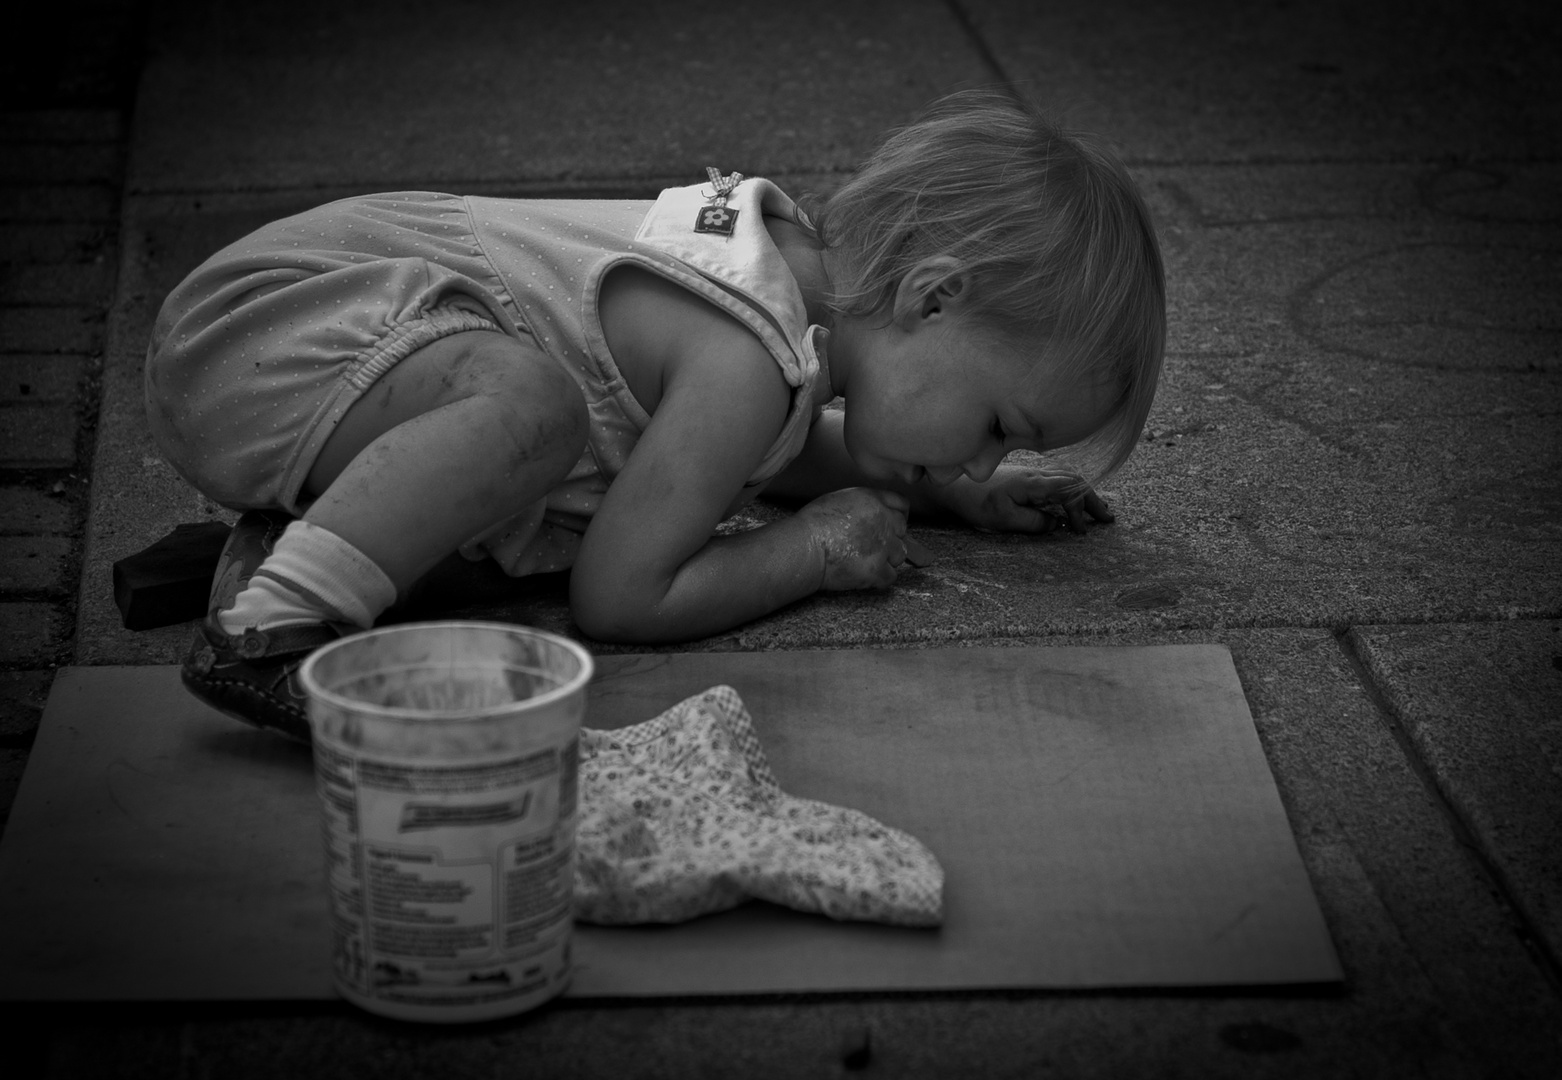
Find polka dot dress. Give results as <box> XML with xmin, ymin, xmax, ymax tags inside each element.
<box><xmin>147</xmin><ymin>181</ymin><xmax>832</xmax><ymax>579</ymax></box>
<box><xmin>574</xmin><ymin>686</ymin><xmax>944</xmax><ymax>927</ymax></box>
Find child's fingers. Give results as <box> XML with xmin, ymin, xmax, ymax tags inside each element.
<box><xmin>902</xmin><ymin>535</ymin><xmax>935</xmax><ymax>567</ymax></box>
<box><xmin>1005</xmin><ymin>502</ymin><xmax>1063</xmax><ymax>535</ymax></box>
<box><xmin>1082</xmin><ymin>490</ymin><xmax>1114</xmax><ymax>522</ymax></box>
<box><xmin>1061</xmin><ymin>491</ymin><xmax>1112</xmax><ymax>532</ymax></box>
<box><xmin>1065</xmin><ymin>501</ymin><xmax>1089</xmax><ymax>533</ymax></box>
<box><xmin>1018</xmin><ymin>472</ymin><xmax>1083</xmax><ymax>503</ymax></box>
<box><xmin>1014</xmin><ymin>475</ymin><xmax>1111</xmax><ymax>533</ymax></box>
<box><xmin>871</xmin><ymin>488</ymin><xmax>912</xmax><ymax>515</ymax></box>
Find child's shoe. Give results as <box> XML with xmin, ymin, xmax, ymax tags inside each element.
<box><xmin>182</xmin><ymin>508</ymin><xmax>328</xmax><ymax>742</ymax></box>
<box><xmin>207</xmin><ymin>509</ymin><xmax>293</xmax><ymax>618</ymax></box>
<box><xmin>182</xmin><ymin>618</ymin><xmax>339</xmax><ymax>743</ymax></box>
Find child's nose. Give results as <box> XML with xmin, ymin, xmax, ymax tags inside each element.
<box><xmin>961</xmin><ymin>443</ymin><xmax>1007</xmax><ymax>483</ymax></box>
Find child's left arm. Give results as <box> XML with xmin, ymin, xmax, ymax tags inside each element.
<box><xmin>767</xmin><ymin>409</ymin><xmax>1114</xmax><ymax>535</ymax></box>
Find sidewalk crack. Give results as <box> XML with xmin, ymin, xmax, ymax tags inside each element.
<box><xmin>1333</xmin><ymin>624</ymin><xmax>1562</xmax><ymax>995</ymax></box>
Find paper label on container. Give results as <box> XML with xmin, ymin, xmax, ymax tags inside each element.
<box><xmin>315</xmin><ymin>738</ymin><xmax>579</xmax><ymax>1008</ymax></box>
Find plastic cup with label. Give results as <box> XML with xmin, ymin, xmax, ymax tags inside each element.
<box><xmin>298</xmin><ymin>621</ymin><xmax>593</xmax><ymax>1023</ymax></box>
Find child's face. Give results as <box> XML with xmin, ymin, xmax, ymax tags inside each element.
<box><xmin>837</xmin><ymin>314</ymin><xmax>1118</xmax><ymax>486</ymax></box>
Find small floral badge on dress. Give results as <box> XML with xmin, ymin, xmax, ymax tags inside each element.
<box><xmin>694</xmin><ymin>167</ymin><xmax>744</xmax><ymax>236</ymax></box>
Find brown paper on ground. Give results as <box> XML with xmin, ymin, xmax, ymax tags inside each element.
<box><xmin>0</xmin><ymin>646</ymin><xmax>1340</xmax><ymax>1000</ymax></box>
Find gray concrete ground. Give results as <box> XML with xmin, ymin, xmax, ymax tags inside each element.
<box><xmin>2</xmin><ymin>0</ymin><xmax>1560</xmax><ymax>1076</ymax></box>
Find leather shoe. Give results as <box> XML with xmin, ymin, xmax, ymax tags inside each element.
<box><xmin>182</xmin><ymin>617</ymin><xmax>339</xmax><ymax>742</ymax></box>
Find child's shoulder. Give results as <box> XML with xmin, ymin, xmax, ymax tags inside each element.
<box><xmin>598</xmin><ymin>264</ymin><xmax>789</xmax><ymax>418</ymax></box>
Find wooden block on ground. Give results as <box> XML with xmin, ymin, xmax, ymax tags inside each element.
<box><xmin>111</xmin><ymin>521</ymin><xmax>230</xmax><ymax>630</ymax></box>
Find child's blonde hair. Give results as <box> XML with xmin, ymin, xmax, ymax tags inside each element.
<box><xmin>807</xmin><ymin>89</ymin><xmax>1165</xmax><ymax>483</ymax></box>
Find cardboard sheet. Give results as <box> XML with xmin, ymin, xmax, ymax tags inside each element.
<box><xmin>0</xmin><ymin>646</ymin><xmax>1340</xmax><ymax>1000</ymax></box>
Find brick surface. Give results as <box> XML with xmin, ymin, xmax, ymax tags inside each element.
<box><xmin>0</xmin><ymin>222</ymin><xmax>115</xmax><ymax>266</ymax></box>
<box><xmin>0</xmin><ymin>307</ymin><xmax>104</xmax><ymax>355</ymax></box>
<box><xmin>0</xmin><ymin>356</ymin><xmax>85</xmax><ymax>403</ymax></box>
<box><xmin>0</xmin><ymin>669</ymin><xmax>51</xmax><ymax>738</ymax></box>
<box><xmin>0</xmin><ymin>260</ymin><xmax>117</xmax><ymax>306</ymax></box>
<box><xmin>0</xmin><ymin>182</ymin><xmax>120</xmax><ymax>222</ymax></box>
<box><xmin>0</xmin><ymin>403</ymin><xmax>78</xmax><ymax>468</ymax></box>
<box><xmin>0</xmin><ymin>0</ymin><xmax>144</xmax><ymax>109</ymax></box>
<box><xmin>0</xmin><ymin>748</ymin><xmax>28</xmax><ymax>834</ymax></box>
<box><xmin>0</xmin><ymin>143</ymin><xmax>123</xmax><ymax>184</ymax></box>
<box><xmin>0</xmin><ymin>109</ymin><xmax>124</xmax><ymax>143</ymax></box>
<box><xmin>0</xmin><ymin>535</ymin><xmax>72</xmax><ymax>592</ymax></box>
<box><xmin>0</xmin><ymin>601</ymin><xmax>67</xmax><ymax>664</ymax></box>
<box><xmin>0</xmin><ymin>486</ymin><xmax>73</xmax><ymax>533</ymax></box>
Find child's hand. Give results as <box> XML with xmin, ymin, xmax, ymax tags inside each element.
<box><xmin>938</xmin><ymin>464</ymin><xmax>1115</xmax><ymax>535</ymax></box>
<box><xmin>799</xmin><ymin>488</ymin><xmax>934</xmax><ymax>590</ymax></box>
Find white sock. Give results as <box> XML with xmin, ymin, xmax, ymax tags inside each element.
<box><xmin>217</xmin><ymin>520</ymin><xmax>397</xmax><ymax>634</ymax></box>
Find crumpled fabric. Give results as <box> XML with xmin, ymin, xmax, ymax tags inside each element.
<box><xmin>574</xmin><ymin>685</ymin><xmax>943</xmax><ymax>927</ymax></box>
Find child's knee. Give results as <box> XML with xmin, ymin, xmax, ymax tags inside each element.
<box><xmin>462</xmin><ymin>338</ymin><xmax>588</xmax><ymax>481</ymax></box>
<box><xmin>508</xmin><ymin>349</ymin><xmax>589</xmax><ymax>476</ymax></box>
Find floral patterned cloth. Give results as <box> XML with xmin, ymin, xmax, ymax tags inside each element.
<box><xmin>574</xmin><ymin>685</ymin><xmax>944</xmax><ymax>927</ymax></box>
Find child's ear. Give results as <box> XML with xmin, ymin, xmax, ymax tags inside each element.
<box><xmin>892</xmin><ymin>256</ymin><xmax>969</xmax><ymax>328</ymax></box>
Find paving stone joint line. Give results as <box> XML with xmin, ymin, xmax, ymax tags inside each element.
<box><xmin>1332</xmin><ymin>626</ymin><xmax>1562</xmax><ymax>995</ymax></box>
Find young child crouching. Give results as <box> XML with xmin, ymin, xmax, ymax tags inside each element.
<box><xmin>145</xmin><ymin>89</ymin><xmax>1165</xmax><ymax>741</ymax></box>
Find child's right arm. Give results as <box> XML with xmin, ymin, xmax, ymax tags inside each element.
<box><xmin>569</xmin><ymin>270</ymin><xmax>912</xmax><ymax>643</ymax></box>
<box><xmin>767</xmin><ymin>409</ymin><xmax>1113</xmax><ymax>534</ymax></box>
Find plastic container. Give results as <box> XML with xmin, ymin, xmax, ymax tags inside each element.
<box><xmin>299</xmin><ymin>621</ymin><xmax>592</xmax><ymax>1022</ymax></box>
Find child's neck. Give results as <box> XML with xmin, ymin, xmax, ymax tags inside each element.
<box><xmin>765</xmin><ymin>216</ymin><xmax>835</xmax><ymax>329</ymax></box>
<box><xmin>765</xmin><ymin>215</ymin><xmax>852</xmax><ymax>398</ymax></box>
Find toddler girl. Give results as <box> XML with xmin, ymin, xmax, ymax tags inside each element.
<box><xmin>146</xmin><ymin>89</ymin><xmax>1165</xmax><ymax>741</ymax></box>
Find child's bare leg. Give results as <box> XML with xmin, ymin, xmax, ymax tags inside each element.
<box><xmin>300</xmin><ymin>329</ymin><xmax>588</xmax><ymax>591</ymax></box>
<box><xmin>214</xmin><ymin>329</ymin><xmax>584</xmax><ymax>633</ymax></box>
<box><xmin>187</xmin><ymin>330</ymin><xmax>587</xmax><ymax>740</ymax></box>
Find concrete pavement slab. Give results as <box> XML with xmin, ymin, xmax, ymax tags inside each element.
<box><xmin>1152</xmin><ymin>160</ymin><xmax>1562</xmax><ymax>229</ymax></box>
<box><xmin>676</xmin><ymin>159</ymin><xmax>1558</xmax><ymax>648</ymax></box>
<box><xmin>77</xmin><ymin>155</ymin><xmax>1561</xmax><ymax>662</ymax></box>
<box><xmin>130</xmin><ymin>0</ymin><xmax>992</xmax><ymax>194</ymax></box>
<box><xmin>963</xmin><ymin>0</ymin><xmax>1562</xmax><ymax>162</ymax></box>
<box><xmin>1350</xmin><ymin>620</ymin><xmax>1562</xmax><ymax>971</ymax></box>
<box><xmin>1148</xmin><ymin>167</ymin><xmax>1562</xmax><ymax>374</ymax></box>
<box><xmin>21</xmin><ymin>630</ymin><xmax>1562</xmax><ymax>1076</ymax></box>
